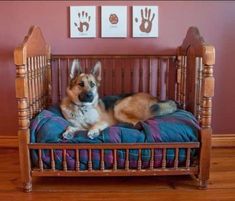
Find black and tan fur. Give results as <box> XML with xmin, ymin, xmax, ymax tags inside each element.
<box><xmin>61</xmin><ymin>60</ymin><xmax>177</xmax><ymax>139</ymax></box>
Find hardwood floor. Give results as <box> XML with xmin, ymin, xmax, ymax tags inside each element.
<box><xmin>0</xmin><ymin>148</ymin><xmax>235</xmax><ymax>201</ymax></box>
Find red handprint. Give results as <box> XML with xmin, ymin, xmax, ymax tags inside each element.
<box><xmin>74</xmin><ymin>11</ymin><xmax>91</xmax><ymax>33</ymax></box>
<box><xmin>135</xmin><ymin>8</ymin><xmax>155</xmax><ymax>33</ymax></box>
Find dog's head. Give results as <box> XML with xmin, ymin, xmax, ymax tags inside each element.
<box><xmin>66</xmin><ymin>60</ymin><xmax>102</xmax><ymax>106</ymax></box>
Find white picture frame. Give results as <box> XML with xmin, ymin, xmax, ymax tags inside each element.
<box><xmin>101</xmin><ymin>6</ymin><xmax>127</xmax><ymax>38</ymax></box>
<box><xmin>132</xmin><ymin>6</ymin><xmax>159</xmax><ymax>38</ymax></box>
<box><xmin>70</xmin><ymin>6</ymin><xmax>96</xmax><ymax>38</ymax></box>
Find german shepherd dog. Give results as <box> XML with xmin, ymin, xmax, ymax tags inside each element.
<box><xmin>61</xmin><ymin>60</ymin><xmax>177</xmax><ymax>139</ymax></box>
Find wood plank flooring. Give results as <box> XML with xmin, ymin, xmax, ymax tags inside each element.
<box><xmin>0</xmin><ymin>148</ymin><xmax>235</xmax><ymax>201</ymax></box>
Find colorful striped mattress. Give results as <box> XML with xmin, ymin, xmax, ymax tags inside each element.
<box><xmin>30</xmin><ymin>102</ymin><xmax>200</xmax><ymax>170</ymax></box>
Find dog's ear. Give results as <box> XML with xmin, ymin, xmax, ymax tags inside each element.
<box><xmin>91</xmin><ymin>61</ymin><xmax>102</xmax><ymax>82</ymax></box>
<box><xmin>70</xmin><ymin>59</ymin><xmax>82</xmax><ymax>79</ymax></box>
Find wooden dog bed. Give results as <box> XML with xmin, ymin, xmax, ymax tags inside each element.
<box><xmin>14</xmin><ymin>25</ymin><xmax>215</xmax><ymax>192</ymax></box>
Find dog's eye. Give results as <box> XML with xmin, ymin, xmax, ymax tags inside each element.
<box><xmin>78</xmin><ymin>81</ymin><xmax>84</xmax><ymax>87</ymax></box>
<box><xmin>90</xmin><ymin>81</ymin><xmax>95</xmax><ymax>88</ymax></box>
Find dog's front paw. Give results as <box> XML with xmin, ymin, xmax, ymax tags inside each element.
<box><xmin>87</xmin><ymin>129</ymin><xmax>100</xmax><ymax>139</ymax></box>
<box><xmin>62</xmin><ymin>130</ymin><xmax>74</xmax><ymax>140</ymax></box>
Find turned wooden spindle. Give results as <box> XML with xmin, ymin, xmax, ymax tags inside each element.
<box><xmin>113</xmin><ymin>149</ymin><xmax>117</xmax><ymax>171</ymax></box>
<box><xmin>150</xmin><ymin>148</ymin><xmax>154</xmax><ymax>170</ymax></box>
<box><xmin>46</xmin><ymin>46</ymin><xmax>52</xmax><ymax>106</ymax></box>
<box><xmin>165</xmin><ymin>58</ymin><xmax>169</xmax><ymax>99</ymax></box>
<box><xmin>162</xmin><ymin>148</ymin><xmax>167</xmax><ymax>169</ymax></box>
<box><xmin>186</xmin><ymin>148</ymin><xmax>191</xmax><ymax>169</ymax></box>
<box><xmin>58</xmin><ymin>58</ymin><xmax>62</xmax><ymax>102</ymax></box>
<box><xmin>196</xmin><ymin>57</ymin><xmax>203</xmax><ymax>122</ymax></box>
<box><xmin>26</xmin><ymin>58</ymin><xmax>32</xmax><ymax>119</ymax></box>
<box><xmin>33</xmin><ymin>56</ymin><xmax>39</xmax><ymax>113</ymax></box>
<box><xmin>75</xmin><ymin>149</ymin><xmax>80</xmax><ymax>171</ymax></box>
<box><xmin>157</xmin><ymin>59</ymin><xmax>161</xmax><ymax>99</ymax></box>
<box><xmin>139</xmin><ymin>59</ymin><xmax>143</xmax><ymax>92</ymax></box>
<box><xmin>42</xmin><ymin>56</ymin><xmax>48</xmax><ymax>108</ymax></box>
<box><xmin>176</xmin><ymin>54</ymin><xmax>182</xmax><ymax>106</ymax></box>
<box><xmin>101</xmin><ymin>149</ymin><xmax>105</xmax><ymax>171</ymax></box>
<box><xmin>138</xmin><ymin>149</ymin><xmax>142</xmax><ymax>170</ymax></box>
<box><xmin>167</xmin><ymin>56</ymin><xmax>177</xmax><ymax>101</ymax></box>
<box><xmin>28</xmin><ymin>57</ymin><xmax>35</xmax><ymax>116</ymax></box>
<box><xmin>125</xmin><ymin>149</ymin><xmax>129</xmax><ymax>170</ymax></box>
<box><xmin>50</xmin><ymin>149</ymin><xmax>55</xmax><ymax>171</ymax></box>
<box><xmin>88</xmin><ymin>149</ymin><xmax>92</xmax><ymax>171</ymax></box>
<box><xmin>174</xmin><ymin>148</ymin><xmax>179</xmax><ymax>169</ymax></box>
<box><xmin>66</xmin><ymin>58</ymin><xmax>70</xmax><ymax>85</ymax></box>
<box><xmin>38</xmin><ymin>149</ymin><xmax>43</xmax><ymax>171</ymax></box>
<box><xmin>63</xmin><ymin>149</ymin><xmax>67</xmax><ymax>171</ymax></box>
<box><xmin>148</xmin><ymin>58</ymin><xmax>152</xmax><ymax>94</ymax></box>
<box><xmin>181</xmin><ymin>55</ymin><xmax>187</xmax><ymax>109</ymax></box>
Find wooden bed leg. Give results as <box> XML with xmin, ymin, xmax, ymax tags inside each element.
<box><xmin>23</xmin><ymin>182</ymin><xmax>32</xmax><ymax>193</ymax></box>
<box><xmin>18</xmin><ymin>130</ymin><xmax>32</xmax><ymax>192</ymax></box>
<box><xmin>197</xmin><ymin>45</ymin><xmax>214</xmax><ymax>190</ymax></box>
<box><xmin>198</xmin><ymin>179</ymin><xmax>208</xmax><ymax>189</ymax></box>
<box><xmin>198</xmin><ymin>128</ymin><xmax>211</xmax><ymax>190</ymax></box>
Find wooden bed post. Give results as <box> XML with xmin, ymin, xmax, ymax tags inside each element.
<box><xmin>14</xmin><ymin>26</ymin><xmax>51</xmax><ymax>192</ymax></box>
<box><xmin>198</xmin><ymin>45</ymin><xmax>215</xmax><ymax>189</ymax></box>
<box><xmin>14</xmin><ymin>46</ymin><xmax>32</xmax><ymax>192</ymax></box>
<box><xmin>177</xmin><ymin>27</ymin><xmax>215</xmax><ymax>189</ymax></box>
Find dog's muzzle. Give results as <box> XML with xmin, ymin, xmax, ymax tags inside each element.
<box><xmin>79</xmin><ymin>91</ymin><xmax>94</xmax><ymax>103</ymax></box>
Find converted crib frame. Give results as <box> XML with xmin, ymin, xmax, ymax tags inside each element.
<box><xmin>14</xmin><ymin>26</ymin><xmax>215</xmax><ymax>192</ymax></box>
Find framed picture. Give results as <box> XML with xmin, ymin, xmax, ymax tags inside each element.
<box><xmin>70</xmin><ymin>6</ymin><xmax>96</xmax><ymax>38</ymax></box>
<box><xmin>101</xmin><ymin>6</ymin><xmax>127</xmax><ymax>38</ymax></box>
<box><xmin>132</xmin><ymin>6</ymin><xmax>159</xmax><ymax>38</ymax></box>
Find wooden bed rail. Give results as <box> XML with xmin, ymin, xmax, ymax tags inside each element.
<box><xmin>29</xmin><ymin>142</ymin><xmax>199</xmax><ymax>177</ymax></box>
<box><xmin>29</xmin><ymin>142</ymin><xmax>200</xmax><ymax>149</ymax></box>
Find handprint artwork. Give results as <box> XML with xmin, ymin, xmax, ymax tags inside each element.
<box><xmin>70</xmin><ymin>6</ymin><xmax>157</xmax><ymax>38</ymax></box>
<box><xmin>133</xmin><ymin>6</ymin><xmax>158</xmax><ymax>37</ymax></box>
<box><xmin>74</xmin><ymin>11</ymin><xmax>91</xmax><ymax>33</ymax></box>
<box><xmin>135</xmin><ymin>8</ymin><xmax>155</xmax><ymax>33</ymax></box>
<box><xmin>70</xmin><ymin>6</ymin><xmax>96</xmax><ymax>38</ymax></box>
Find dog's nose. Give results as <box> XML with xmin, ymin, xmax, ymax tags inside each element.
<box><xmin>86</xmin><ymin>92</ymin><xmax>93</xmax><ymax>99</ymax></box>
<box><xmin>79</xmin><ymin>91</ymin><xmax>94</xmax><ymax>102</ymax></box>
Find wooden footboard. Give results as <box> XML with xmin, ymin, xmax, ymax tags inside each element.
<box><xmin>14</xmin><ymin>26</ymin><xmax>214</xmax><ymax>192</ymax></box>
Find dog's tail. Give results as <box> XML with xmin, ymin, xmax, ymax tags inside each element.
<box><xmin>150</xmin><ymin>100</ymin><xmax>177</xmax><ymax>116</ymax></box>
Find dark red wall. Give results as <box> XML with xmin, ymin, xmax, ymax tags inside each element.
<box><xmin>0</xmin><ymin>1</ymin><xmax>235</xmax><ymax>135</ymax></box>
